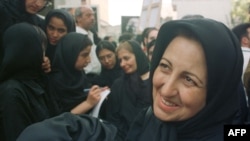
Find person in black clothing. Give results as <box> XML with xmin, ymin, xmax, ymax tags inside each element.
<box><xmin>104</xmin><ymin>40</ymin><xmax>151</xmax><ymax>140</ymax></box>
<box><xmin>17</xmin><ymin>18</ymin><xmax>246</xmax><ymax>141</ymax></box>
<box><xmin>0</xmin><ymin>22</ymin><xmax>52</xmax><ymax>141</ymax></box>
<box><xmin>45</xmin><ymin>9</ymin><xmax>76</xmax><ymax>63</ymax></box>
<box><xmin>0</xmin><ymin>0</ymin><xmax>51</xmax><ymax>73</ymax></box>
<box><xmin>92</xmin><ymin>40</ymin><xmax>122</xmax><ymax>119</ymax></box>
<box><xmin>47</xmin><ymin>32</ymin><xmax>106</xmax><ymax>115</ymax></box>
<box><xmin>17</xmin><ymin>112</ymin><xmax>117</xmax><ymax>141</ymax></box>
<box><xmin>126</xmin><ymin>19</ymin><xmax>245</xmax><ymax>141</ymax></box>
<box><xmin>93</xmin><ymin>40</ymin><xmax>122</xmax><ymax>88</ymax></box>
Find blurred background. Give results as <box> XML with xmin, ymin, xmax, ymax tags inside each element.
<box><xmin>39</xmin><ymin>0</ymin><xmax>250</xmax><ymax>41</ymax></box>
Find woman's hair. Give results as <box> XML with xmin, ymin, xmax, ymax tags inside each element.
<box><xmin>141</xmin><ymin>27</ymin><xmax>158</xmax><ymax>46</ymax></box>
<box><xmin>33</xmin><ymin>25</ymin><xmax>47</xmax><ymax>55</ymax></box>
<box><xmin>96</xmin><ymin>40</ymin><xmax>116</xmax><ymax>56</ymax></box>
<box><xmin>45</xmin><ymin>9</ymin><xmax>76</xmax><ymax>33</ymax></box>
<box><xmin>116</xmin><ymin>41</ymin><xmax>133</xmax><ymax>54</ymax></box>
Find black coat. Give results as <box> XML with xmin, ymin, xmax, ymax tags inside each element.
<box><xmin>17</xmin><ymin>113</ymin><xmax>117</xmax><ymax>141</ymax></box>
<box><xmin>48</xmin><ymin>33</ymin><xmax>92</xmax><ymax>113</ymax></box>
<box><xmin>0</xmin><ymin>23</ymin><xmax>52</xmax><ymax>141</ymax></box>
<box><xmin>0</xmin><ymin>79</ymin><xmax>51</xmax><ymax>141</ymax></box>
<box><xmin>104</xmin><ymin>40</ymin><xmax>151</xmax><ymax>141</ymax></box>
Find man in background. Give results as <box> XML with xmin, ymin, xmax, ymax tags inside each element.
<box><xmin>75</xmin><ymin>5</ymin><xmax>101</xmax><ymax>81</ymax></box>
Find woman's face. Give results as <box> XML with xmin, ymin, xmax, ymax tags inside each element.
<box><xmin>25</xmin><ymin>0</ymin><xmax>47</xmax><ymax>14</ymax></box>
<box><xmin>153</xmin><ymin>36</ymin><xmax>207</xmax><ymax>121</ymax></box>
<box><xmin>75</xmin><ymin>46</ymin><xmax>91</xmax><ymax>71</ymax></box>
<box><xmin>98</xmin><ymin>49</ymin><xmax>116</xmax><ymax>69</ymax></box>
<box><xmin>117</xmin><ymin>48</ymin><xmax>137</xmax><ymax>74</ymax></box>
<box><xmin>46</xmin><ymin>17</ymin><xmax>68</xmax><ymax>45</ymax></box>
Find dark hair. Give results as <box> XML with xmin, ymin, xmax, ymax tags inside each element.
<box><xmin>232</xmin><ymin>23</ymin><xmax>250</xmax><ymax>42</ymax></box>
<box><xmin>141</xmin><ymin>27</ymin><xmax>158</xmax><ymax>46</ymax></box>
<box><xmin>103</xmin><ymin>36</ymin><xmax>111</xmax><ymax>40</ymax></box>
<box><xmin>45</xmin><ymin>9</ymin><xmax>76</xmax><ymax>33</ymax></box>
<box><xmin>96</xmin><ymin>40</ymin><xmax>116</xmax><ymax>57</ymax></box>
<box><xmin>147</xmin><ymin>39</ymin><xmax>156</xmax><ymax>50</ymax></box>
<box><xmin>33</xmin><ymin>25</ymin><xmax>47</xmax><ymax>53</ymax></box>
<box><xmin>118</xmin><ymin>32</ymin><xmax>134</xmax><ymax>43</ymax></box>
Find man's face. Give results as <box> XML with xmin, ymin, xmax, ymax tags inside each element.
<box><xmin>78</xmin><ymin>7</ymin><xmax>95</xmax><ymax>30</ymax></box>
<box><xmin>25</xmin><ymin>0</ymin><xmax>47</xmax><ymax>14</ymax></box>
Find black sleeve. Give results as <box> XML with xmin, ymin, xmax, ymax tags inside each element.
<box><xmin>17</xmin><ymin>112</ymin><xmax>117</xmax><ymax>141</ymax></box>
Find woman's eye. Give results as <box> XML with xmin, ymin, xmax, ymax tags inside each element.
<box><xmin>159</xmin><ymin>62</ymin><xmax>170</xmax><ymax>70</ymax></box>
<box><xmin>184</xmin><ymin>76</ymin><xmax>196</xmax><ymax>86</ymax></box>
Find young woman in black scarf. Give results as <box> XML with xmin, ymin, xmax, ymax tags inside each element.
<box><xmin>44</xmin><ymin>9</ymin><xmax>76</xmax><ymax>63</ymax></box>
<box><xmin>47</xmin><ymin>32</ymin><xmax>107</xmax><ymax>115</ymax></box>
<box><xmin>104</xmin><ymin>40</ymin><xmax>151</xmax><ymax>140</ymax></box>
<box><xmin>93</xmin><ymin>40</ymin><xmax>122</xmax><ymax>88</ymax></box>
<box><xmin>0</xmin><ymin>0</ymin><xmax>51</xmax><ymax>72</ymax></box>
<box><xmin>0</xmin><ymin>22</ymin><xmax>52</xmax><ymax>141</ymax></box>
<box><xmin>17</xmin><ymin>18</ymin><xmax>245</xmax><ymax>141</ymax></box>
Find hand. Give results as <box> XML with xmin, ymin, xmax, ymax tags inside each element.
<box><xmin>86</xmin><ymin>85</ymin><xmax>102</xmax><ymax>107</ymax></box>
<box><xmin>42</xmin><ymin>56</ymin><xmax>51</xmax><ymax>73</ymax></box>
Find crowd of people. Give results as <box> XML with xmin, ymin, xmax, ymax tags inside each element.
<box><xmin>0</xmin><ymin>0</ymin><xmax>250</xmax><ymax>141</ymax></box>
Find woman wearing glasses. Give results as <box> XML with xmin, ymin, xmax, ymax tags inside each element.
<box><xmin>92</xmin><ymin>40</ymin><xmax>122</xmax><ymax>88</ymax></box>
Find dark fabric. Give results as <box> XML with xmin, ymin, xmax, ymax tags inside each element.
<box><xmin>48</xmin><ymin>32</ymin><xmax>92</xmax><ymax>113</ymax></box>
<box><xmin>0</xmin><ymin>23</ymin><xmax>51</xmax><ymax>141</ymax></box>
<box><xmin>45</xmin><ymin>9</ymin><xmax>76</xmax><ymax>62</ymax></box>
<box><xmin>0</xmin><ymin>22</ymin><xmax>44</xmax><ymax>82</ymax></box>
<box><xmin>0</xmin><ymin>0</ymin><xmax>45</xmax><ymax>64</ymax></box>
<box><xmin>92</xmin><ymin>60</ymin><xmax>122</xmax><ymax>88</ymax></box>
<box><xmin>232</xmin><ymin>81</ymin><xmax>249</xmax><ymax>124</ymax></box>
<box><xmin>104</xmin><ymin>40</ymin><xmax>151</xmax><ymax>140</ymax></box>
<box><xmin>0</xmin><ymin>80</ymin><xmax>51</xmax><ymax>141</ymax></box>
<box><xmin>17</xmin><ymin>112</ymin><xmax>117</xmax><ymax>141</ymax></box>
<box><xmin>126</xmin><ymin>19</ymin><xmax>243</xmax><ymax>141</ymax></box>
<box><xmin>90</xmin><ymin>40</ymin><xmax>122</xmax><ymax>87</ymax></box>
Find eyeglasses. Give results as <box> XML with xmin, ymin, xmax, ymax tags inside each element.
<box><xmin>33</xmin><ymin>0</ymin><xmax>49</xmax><ymax>6</ymax></box>
<box><xmin>99</xmin><ymin>53</ymin><xmax>114</xmax><ymax>61</ymax></box>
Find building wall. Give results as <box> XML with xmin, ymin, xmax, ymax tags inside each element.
<box><xmin>172</xmin><ymin>0</ymin><xmax>232</xmax><ymax>26</ymax></box>
<box><xmin>53</xmin><ymin>0</ymin><xmax>125</xmax><ymax>42</ymax></box>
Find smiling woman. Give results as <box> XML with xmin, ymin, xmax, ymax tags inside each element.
<box><xmin>15</xmin><ymin>18</ymin><xmax>247</xmax><ymax>141</ymax></box>
<box><xmin>126</xmin><ymin>18</ymin><xmax>245</xmax><ymax>141</ymax></box>
<box><xmin>152</xmin><ymin>34</ymin><xmax>207</xmax><ymax>121</ymax></box>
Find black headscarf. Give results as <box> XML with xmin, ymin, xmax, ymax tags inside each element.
<box><xmin>48</xmin><ymin>32</ymin><xmax>92</xmax><ymax>113</ymax></box>
<box><xmin>119</xmin><ymin>40</ymin><xmax>151</xmax><ymax>107</ymax></box>
<box><xmin>0</xmin><ymin>0</ymin><xmax>46</xmax><ymax>64</ymax></box>
<box><xmin>0</xmin><ymin>22</ymin><xmax>45</xmax><ymax>82</ymax></box>
<box><xmin>105</xmin><ymin>40</ymin><xmax>151</xmax><ymax>140</ymax></box>
<box><xmin>44</xmin><ymin>9</ymin><xmax>76</xmax><ymax>62</ymax></box>
<box><xmin>92</xmin><ymin>40</ymin><xmax>122</xmax><ymax>87</ymax></box>
<box><xmin>126</xmin><ymin>19</ymin><xmax>243</xmax><ymax>141</ymax></box>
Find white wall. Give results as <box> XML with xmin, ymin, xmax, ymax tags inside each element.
<box><xmin>172</xmin><ymin>0</ymin><xmax>232</xmax><ymax>26</ymax></box>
